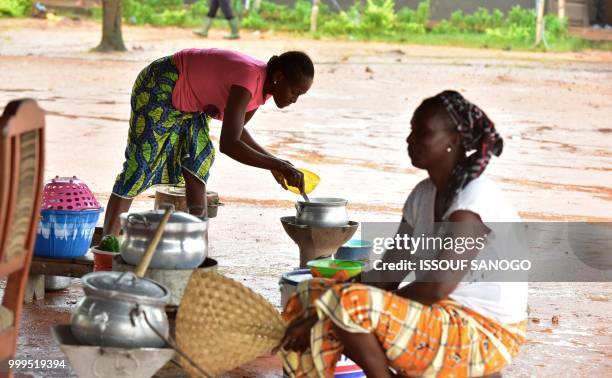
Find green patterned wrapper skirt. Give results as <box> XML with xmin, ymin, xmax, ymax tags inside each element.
<box><xmin>112</xmin><ymin>56</ymin><xmax>215</xmax><ymax>198</ymax></box>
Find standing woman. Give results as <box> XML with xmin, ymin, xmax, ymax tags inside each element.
<box><xmin>194</xmin><ymin>0</ymin><xmax>240</xmax><ymax>39</ymax></box>
<box><xmin>103</xmin><ymin>49</ymin><xmax>314</xmax><ymax>235</ymax></box>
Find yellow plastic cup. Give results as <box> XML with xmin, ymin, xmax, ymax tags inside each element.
<box><xmin>285</xmin><ymin>168</ymin><xmax>320</xmax><ymax>195</ymax></box>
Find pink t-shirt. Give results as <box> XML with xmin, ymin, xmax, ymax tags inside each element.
<box><xmin>171</xmin><ymin>48</ymin><xmax>271</xmax><ymax>120</ymax></box>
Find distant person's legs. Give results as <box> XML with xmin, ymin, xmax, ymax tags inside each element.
<box><xmin>219</xmin><ymin>0</ymin><xmax>240</xmax><ymax>39</ymax></box>
<box><xmin>591</xmin><ymin>0</ymin><xmax>606</xmax><ymax>26</ymax></box>
<box><xmin>194</xmin><ymin>0</ymin><xmax>220</xmax><ymax>37</ymax></box>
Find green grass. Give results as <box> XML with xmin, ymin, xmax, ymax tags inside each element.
<box><xmin>0</xmin><ymin>0</ymin><xmax>32</xmax><ymax>17</ymax></box>
<box><xmin>308</xmin><ymin>31</ymin><xmax>612</xmax><ymax>52</ymax></box>
<box><xmin>242</xmin><ymin>26</ymin><xmax>612</xmax><ymax>53</ymax></box>
<box><xmin>6</xmin><ymin>0</ymin><xmax>612</xmax><ymax>53</ymax></box>
<box><xmin>237</xmin><ymin>1</ymin><xmax>612</xmax><ymax>52</ymax></box>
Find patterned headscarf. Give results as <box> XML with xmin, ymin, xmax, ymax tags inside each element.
<box><xmin>435</xmin><ymin>90</ymin><xmax>503</xmax><ymax>212</ymax></box>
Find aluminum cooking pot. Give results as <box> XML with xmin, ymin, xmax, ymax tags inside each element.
<box><xmin>120</xmin><ymin>210</ymin><xmax>207</xmax><ymax>269</ymax></box>
<box><xmin>71</xmin><ymin>271</ymin><xmax>170</xmax><ymax>348</ymax></box>
<box><xmin>295</xmin><ymin>197</ymin><xmax>349</xmax><ymax>227</ymax></box>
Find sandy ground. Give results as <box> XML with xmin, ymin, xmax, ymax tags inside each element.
<box><xmin>1</xmin><ymin>18</ymin><xmax>611</xmax><ymax>377</ymax></box>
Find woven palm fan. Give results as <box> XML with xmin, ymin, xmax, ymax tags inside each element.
<box><xmin>176</xmin><ymin>270</ymin><xmax>286</xmax><ymax>377</ymax></box>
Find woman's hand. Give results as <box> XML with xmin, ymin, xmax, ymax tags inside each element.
<box><xmin>276</xmin><ymin>160</ymin><xmax>305</xmax><ymax>193</ymax></box>
<box><xmin>272</xmin><ymin>170</ymin><xmax>288</xmax><ymax>189</ymax></box>
<box><xmin>271</xmin><ymin>159</ymin><xmax>293</xmax><ymax>190</ymax></box>
<box><xmin>272</xmin><ymin>315</ymin><xmax>318</xmax><ymax>354</ymax></box>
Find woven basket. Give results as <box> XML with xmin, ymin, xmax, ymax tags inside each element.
<box><xmin>176</xmin><ymin>271</ymin><xmax>286</xmax><ymax>377</ymax></box>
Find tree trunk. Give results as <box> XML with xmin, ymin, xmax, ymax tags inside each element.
<box><xmin>310</xmin><ymin>0</ymin><xmax>320</xmax><ymax>32</ymax></box>
<box><xmin>535</xmin><ymin>0</ymin><xmax>546</xmax><ymax>46</ymax></box>
<box><xmin>94</xmin><ymin>0</ymin><xmax>126</xmax><ymax>52</ymax></box>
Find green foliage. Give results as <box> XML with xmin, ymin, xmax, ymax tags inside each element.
<box><xmin>0</xmin><ymin>0</ymin><xmax>31</xmax><ymax>17</ymax></box>
<box><xmin>122</xmin><ymin>0</ymin><xmax>208</xmax><ymax>27</ymax></box>
<box><xmin>449</xmin><ymin>9</ymin><xmax>464</xmax><ymax>28</ymax></box>
<box><xmin>397</xmin><ymin>22</ymin><xmax>426</xmax><ymax>34</ymax></box>
<box><xmin>319</xmin><ymin>11</ymin><xmax>355</xmax><ymax>35</ymax></box>
<box><xmin>395</xmin><ymin>1</ymin><xmax>429</xmax><ymax>35</ymax></box>
<box><xmin>544</xmin><ymin>14</ymin><xmax>568</xmax><ymax>37</ymax></box>
<box><xmin>47</xmin><ymin>0</ymin><xmax>605</xmax><ymax>52</ymax></box>
<box><xmin>123</xmin><ymin>0</ymin><xmax>157</xmax><ymax>25</ymax></box>
<box><xmin>462</xmin><ymin>7</ymin><xmax>503</xmax><ymax>32</ymax></box>
<box><xmin>190</xmin><ymin>0</ymin><xmax>208</xmax><ymax>17</ymax></box>
<box><xmin>91</xmin><ymin>6</ymin><xmax>103</xmax><ymax>20</ymax></box>
<box><xmin>425</xmin><ymin>4</ymin><xmax>577</xmax><ymax>49</ymax></box>
<box><xmin>431</xmin><ymin>19</ymin><xmax>455</xmax><ymax>34</ymax></box>
<box><xmin>241</xmin><ymin>0</ymin><xmax>319</xmax><ymax>31</ymax></box>
<box><xmin>414</xmin><ymin>0</ymin><xmax>430</xmax><ymax>25</ymax></box>
<box><xmin>435</xmin><ymin>7</ymin><xmax>518</xmax><ymax>34</ymax></box>
<box><xmin>155</xmin><ymin>9</ymin><xmax>188</xmax><ymax>26</ymax></box>
<box><xmin>507</xmin><ymin>5</ymin><xmax>536</xmax><ymax>27</ymax></box>
<box><xmin>360</xmin><ymin>0</ymin><xmax>397</xmax><ymax>37</ymax></box>
<box><xmin>98</xmin><ymin>235</ymin><xmax>120</xmax><ymax>253</ymax></box>
<box><xmin>241</xmin><ymin>8</ymin><xmax>266</xmax><ymax>29</ymax></box>
<box><xmin>292</xmin><ymin>0</ymin><xmax>313</xmax><ymax>27</ymax></box>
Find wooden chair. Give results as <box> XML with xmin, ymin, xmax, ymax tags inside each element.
<box><xmin>0</xmin><ymin>99</ymin><xmax>45</xmax><ymax>375</ymax></box>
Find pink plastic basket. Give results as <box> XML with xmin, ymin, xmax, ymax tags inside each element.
<box><xmin>41</xmin><ymin>176</ymin><xmax>101</xmax><ymax>211</ymax></box>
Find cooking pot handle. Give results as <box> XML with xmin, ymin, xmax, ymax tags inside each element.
<box><xmin>129</xmin><ymin>306</ymin><xmax>143</xmax><ymax>327</ymax></box>
<box><xmin>295</xmin><ymin>203</ymin><xmax>302</xmax><ymax>218</ymax></box>
<box><xmin>127</xmin><ymin>213</ymin><xmax>151</xmax><ymax>229</ymax></box>
<box><xmin>187</xmin><ymin>205</ymin><xmax>206</xmax><ymax>217</ymax></box>
<box><xmin>113</xmin><ymin>271</ymin><xmax>137</xmax><ymax>286</ymax></box>
<box><xmin>87</xmin><ymin>301</ymin><xmax>96</xmax><ymax>317</ymax></box>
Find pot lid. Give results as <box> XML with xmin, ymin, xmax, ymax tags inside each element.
<box><xmin>128</xmin><ymin>210</ymin><xmax>202</xmax><ymax>224</ymax></box>
<box><xmin>82</xmin><ymin>271</ymin><xmax>169</xmax><ymax>304</ymax></box>
<box><xmin>121</xmin><ymin>209</ymin><xmax>208</xmax><ymax>231</ymax></box>
<box><xmin>296</xmin><ymin>197</ymin><xmax>348</xmax><ymax>206</ymax></box>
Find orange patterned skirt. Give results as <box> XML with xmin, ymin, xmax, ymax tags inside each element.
<box><xmin>281</xmin><ymin>279</ymin><xmax>527</xmax><ymax>378</ymax></box>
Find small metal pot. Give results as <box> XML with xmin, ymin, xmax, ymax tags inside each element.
<box><xmin>120</xmin><ymin>210</ymin><xmax>207</xmax><ymax>269</ymax></box>
<box><xmin>295</xmin><ymin>198</ymin><xmax>349</xmax><ymax>227</ymax></box>
<box><xmin>45</xmin><ymin>275</ymin><xmax>71</xmax><ymax>291</ymax></box>
<box><xmin>71</xmin><ymin>271</ymin><xmax>170</xmax><ymax>348</ymax></box>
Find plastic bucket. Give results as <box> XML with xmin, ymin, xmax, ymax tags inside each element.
<box><xmin>335</xmin><ymin>354</ymin><xmax>366</xmax><ymax>377</ymax></box>
<box><xmin>279</xmin><ymin>269</ymin><xmax>365</xmax><ymax>378</ymax></box>
<box><xmin>279</xmin><ymin>269</ymin><xmax>312</xmax><ymax>308</ymax></box>
<box><xmin>34</xmin><ymin>208</ymin><xmax>103</xmax><ymax>258</ymax></box>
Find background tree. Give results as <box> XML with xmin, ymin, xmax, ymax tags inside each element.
<box><xmin>94</xmin><ymin>0</ymin><xmax>127</xmax><ymax>52</ymax></box>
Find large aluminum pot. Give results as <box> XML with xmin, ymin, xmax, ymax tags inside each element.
<box><xmin>71</xmin><ymin>271</ymin><xmax>170</xmax><ymax>348</ymax></box>
<box><xmin>120</xmin><ymin>210</ymin><xmax>207</xmax><ymax>269</ymax></box>
<box><xmin>295</xmin><ymin>198</ymin><xmax>349</xmax><ymax>227</ymax></box>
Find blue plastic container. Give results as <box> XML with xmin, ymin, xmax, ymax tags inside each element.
<box><xmin>334</xmin><ymin>354</ymin><xmax>366</xmax><ymax>377</ymax></box>
<box><xmin>335</xmin><ymin>239</ymin><xmax>373</xmax><ymax>261</ymax></box>
<box><xmin>34</xmin><ymin>208</ymin><xmax>103</xmax><ymax>258</ymax></box>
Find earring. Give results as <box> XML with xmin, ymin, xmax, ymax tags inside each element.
<box><xmin>446</xmin><ymin>146</ymin><xmax>452</xmax><ymax>153</ymax></box>
<box><xmin>273</xmin><ymin>80</ymin><xmax>277</xmax><ymax>85</ymax></box>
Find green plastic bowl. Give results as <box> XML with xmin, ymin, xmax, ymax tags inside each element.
<box><xmin>307</xmin><ymin>259</ymin><xmax>364</xmax><ymax>279</ymax></box>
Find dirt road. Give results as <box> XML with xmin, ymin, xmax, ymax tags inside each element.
<box><xmin>1</xmin><ymin>18</ymin><xmax>611</xmax><ymax>377</ymax></box>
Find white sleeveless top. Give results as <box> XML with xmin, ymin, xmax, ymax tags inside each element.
<box><xmin>402</xmin><ymin>176</ymin><xmax>528</xmax><ymax>324</ymax></box>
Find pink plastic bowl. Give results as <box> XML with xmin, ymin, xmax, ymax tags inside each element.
<box><xmin>41</xmin><ymin>176</ymin><xmax>101</xmax><ymax>211</ymax></box>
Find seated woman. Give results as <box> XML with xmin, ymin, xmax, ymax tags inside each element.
<box><xmin>275</xmin><ymin>90</ymin><xmax>528</xmax><ymax>377</ymax></box>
